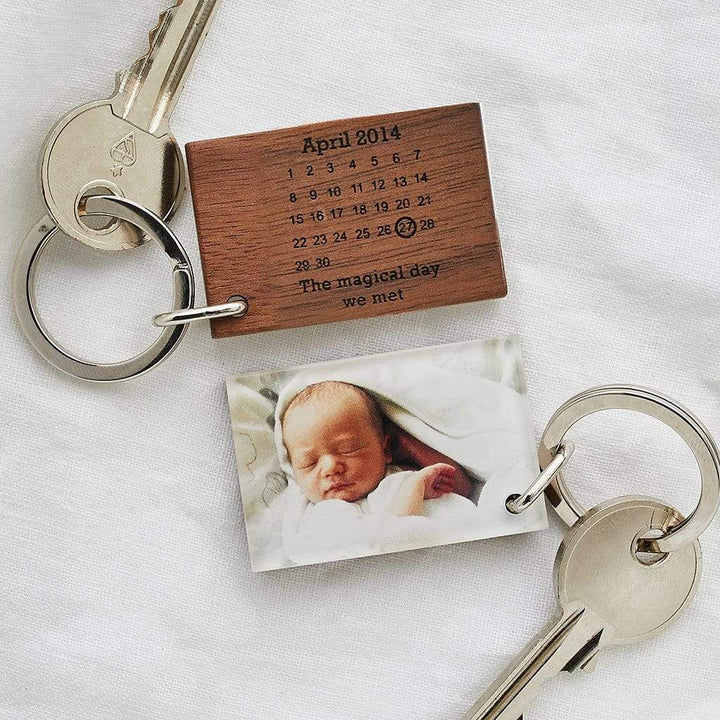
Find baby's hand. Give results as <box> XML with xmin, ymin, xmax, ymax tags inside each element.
<box><xmin>417</xmin><ymin>463</ymin><xmax>459</xmax><ymax>499</ymax></box>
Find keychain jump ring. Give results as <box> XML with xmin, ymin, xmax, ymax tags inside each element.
<box><xmin>540</xmin><ymin>385</ymin><xmax>720</xmax><ymax>554</ymax></box>
<box><xmin>13</xmin><ymin>196</ymin><xmax>194</xmax><ymax>382</ymax></box>
<box><xmin>153</xmin><ymin>296</ymin><xmax>248</xmax><ymax>327</ymax></box>
<box><xmin>506</xmin><ymin>440</ymin><xmax>574</xmax><ymax>514</ymax></box>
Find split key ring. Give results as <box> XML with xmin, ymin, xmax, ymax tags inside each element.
<box><xmin>511</xmin><ymin>385</ymin><xmax>720</xmax><ymax>554</ymax></box>
<box><xmin>13</xmin><ymin>195</ymin><xmax>247</xmax><ymax>382</ymax></box>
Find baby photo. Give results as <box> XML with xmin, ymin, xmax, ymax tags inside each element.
<box><xmin>227</xmin><ymin>336</ymin><xmax>547</xmax><ymax>571</ymax></box>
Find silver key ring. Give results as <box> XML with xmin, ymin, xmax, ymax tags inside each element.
<box><xmin>537</xmin><ymin>385</ymin><xmax>720</xmax><ymax>554</ymax></box>
<box><xmin>13</xmin><ymin>196</ymin><xmax>195</xmax><ymax>382</ymax></box>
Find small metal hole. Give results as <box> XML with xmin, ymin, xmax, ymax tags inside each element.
<box><xmin>505</xmin><ymin>493</ymin><xmax>521</xmax><ymax>514</ymax></box>
<box><xmin>633</xmin><ymin>529</ymin><xmax>669</xmax><ymax>566</ymax></box>
<box><xmin>77</xmin><ymin>185</ymin><xmax>120</xmax><ymax>232</ymax></box>
<box><xmin>227</xmin><ymin>295</ymin><xmax>249</xmax><ymax>316</ymax></box>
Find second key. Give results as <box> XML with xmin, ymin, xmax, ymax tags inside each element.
<box><xmin>462</xmin><ymin>495</ymin><xmax>701</xmax><ymax>720</ymax></box>
<box><xmin>40</xmin><ymin>0</ymin><xmax>220</xmax><ymax>251</ymax></box>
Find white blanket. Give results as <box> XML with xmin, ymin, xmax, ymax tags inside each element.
<box><xmin>282</xmin><ymin>469</ymin><xmax>483</xmax><ymax>566</ymax></box>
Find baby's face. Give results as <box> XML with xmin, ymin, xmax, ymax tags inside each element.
<box><xmin>283</xmin><ymin>391</ymin><xmax>390</xmax><ymax>503</ymax></box>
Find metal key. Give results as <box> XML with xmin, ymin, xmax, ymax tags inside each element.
<box><xmin>462</xmin><ymin>496</ymin><xmax>701</xmax><ymax>720</ymax></box>
<box><xmin>40</xmin><ymin>0</ymin><xmax>221</xmax><ymax>251</ymax></box>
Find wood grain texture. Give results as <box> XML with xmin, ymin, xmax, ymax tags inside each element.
<box><xmin>186</xmin><ymin>103</ymin><xmax>506</xmax><ymax>338</ymax></box>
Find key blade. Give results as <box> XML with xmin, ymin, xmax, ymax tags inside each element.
<box><xmin>461</xmin><ymin>605</ymin><xmax>609</xmax><ymax>720</ymax></box>
<box><xmin>111</xmin><ymin>0</ymin><xmax>221</xmax><ymax>136</ymax></box>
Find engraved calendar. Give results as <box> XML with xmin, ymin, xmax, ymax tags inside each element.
<box><xmin>186</xmin><ymin>103</ymin><xmax>506</xmax><ymax>338</ymax></box>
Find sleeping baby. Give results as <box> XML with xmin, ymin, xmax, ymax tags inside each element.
<box><xmin>280</xmin><ymin>381</ymin><xmax>480</xmax><ymax>563</ymax></box>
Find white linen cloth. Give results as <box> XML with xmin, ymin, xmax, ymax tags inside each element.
<box><xmin>1</xmin><ymin>1</ymin><xmax>719</xmax><ymax>719</ymax></box>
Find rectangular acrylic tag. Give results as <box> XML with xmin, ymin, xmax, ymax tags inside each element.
<box><xmin>226</xmin><ymin>336</ymin><xmax>546</xmax><ymax>571</ymax></box>
<box><xmin>187</xmin><ymin>103</ymin><xmax>506</xmax><ymax>338</ymax></box>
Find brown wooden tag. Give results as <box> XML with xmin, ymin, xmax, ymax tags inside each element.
<box><xmin>186</xmin><ymin>103</ymin><xmax>506</xmax><ymax>338</ymax></box>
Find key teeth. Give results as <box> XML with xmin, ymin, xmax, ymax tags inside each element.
<box><xmin>561</xmin><ymin>631</ymin><xmax>602</xmax><ymax>674</ymax></box>
<box><xmin>580</xmin><ymin>651</ymin><xmax>599</xmax><ymax>674</ymax></box>
<box><xmin>125</xmin><ymin>1</ymin><xmax>184</xmax><ymax>79</ymax></box>
<box><xmin>148</xmin><ymin>1</ymin><xmax>183</xmax><ymax>49</ymax></box>
<box><xmin>113</xmin><ymin>69</ymin><xmax>127</xmax><ymax>95</ymax></box>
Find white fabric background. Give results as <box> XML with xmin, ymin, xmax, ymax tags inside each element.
<box><xmin>1</xmin><ymin>1</ymin><xmax>719</xmax><ymax>718</ymax></box>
